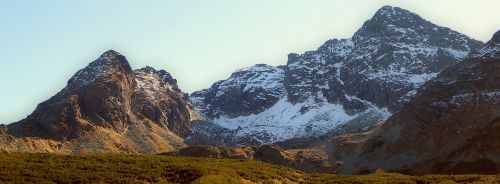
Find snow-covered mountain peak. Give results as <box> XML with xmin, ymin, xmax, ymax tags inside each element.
<box><xmin>357</xmin><ymin>5</ymin><xmax>426</xmax><ymax>37</ymax></box>
<box><xmin>354</xmin><ymin>6</ymin><xmax>481</xmax><ymax>53</ymax></box>
<box><xmin>189</xmin><ymin>6</ymin><xmax>484</xmax><ymax>146</ymax></box>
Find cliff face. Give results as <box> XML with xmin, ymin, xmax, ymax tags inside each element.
<box><xmin>2</xmin><ymin>50</ymin><xmax>199</xmax><ymax>153</ymax></box>
<box><xmin>327</xmin><ymin>31</ymin><xmax>500</xmax><ymax>174</ymax></box>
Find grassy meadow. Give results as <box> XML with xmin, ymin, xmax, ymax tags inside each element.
<box><xmin>0</xmin><ymin>153</ymin><xmax>498</xmax><ymax>183</ymax></box>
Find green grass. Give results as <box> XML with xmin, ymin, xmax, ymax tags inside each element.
<box><xmin>0</xmin><ymin>153</ymin><xmax>498</xmax><ymax>184</ymax></box>
<box><xmin>306</xmin><ymin>173</ymin><xmax>500</xmax><ymax>184</ymax></box>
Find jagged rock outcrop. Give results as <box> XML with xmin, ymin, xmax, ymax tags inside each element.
<box><xmin>2</xmin><ymin>50</ymin><xmax>199</xmax><ymax>153</ymax></box>
<box><xmin>327</xmin><ymin>30</ymin><xmax>500</xmax><ymax>174</ymax></box>
<box><xmin>189</xmin><ymin>6</ymin><xmax>482</xmax><ymax>146</ymax></box>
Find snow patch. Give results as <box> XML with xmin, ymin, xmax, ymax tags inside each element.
<box><xmin>211</xmin><ymin>95</ymin><xmax>389</xmax><ymax>144</ymax></box>
<box><xmin>215</xmin><ymin>64</ymin><xmax>285</xmax><ymax>98</ymax></box>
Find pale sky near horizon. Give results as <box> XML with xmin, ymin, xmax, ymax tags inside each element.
<box><xmin>1</xmin><ymin>0</ymin><xmax>499</xmax><ymax>124</ymax></box>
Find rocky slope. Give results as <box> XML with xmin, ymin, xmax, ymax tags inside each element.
<box><xmin>189</xmin><ymin>6</ymin><xmax>482</xmax><ymax>146</ymax></box>
<box><xmin>327</xmin><ymin>30</ymin><xmax>500</xmax><ymax>174</ymax></box>
<box><xmin>191</xmin><ymin>64</ymin><xmax>286</xmax><ymax>119</ymax></box>
<box><xmin>1</xmin><ymin>50</ymin><xmax>200</xmax><ymax>153</ymax></box>
<box><xmin>164</xmin><ymin>144</ymin><xmax>335</xmax><ymax>173</ymax></box>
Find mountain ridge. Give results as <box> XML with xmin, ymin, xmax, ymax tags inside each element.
<box><xmin>189</xmin><ymin>5</ymin><xmax>483</xmax><ymax>146</ymax></box>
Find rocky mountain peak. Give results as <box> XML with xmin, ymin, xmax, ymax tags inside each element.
<box><xmin>492</xmin><ymin>30</ymin><xmax>500</xmax><ymax>43</ymax></box>
<box><xmin>67</xmin><ymin>50</ymin><xmax>133</xmax><ymax>89</ymax></box>
<box><xmin>470</xmin><ymin>30</ymin><xmax>500</xmax><ymax>58</ymax></box>
<box><xmin>284</xmin><ymin>4</ymin><xmax>482</xmax><ymax>109</ymax></box>
<box><xmin>135</xmin><ymin>66</ymin><xmax>176</xmax><ymax>85</ymax></box>
<box><xmin>373</xmin><ymin>5</ymin><xmax>420</xmax><ymax>22</ymax></box>
<box><xmin>190</xmin><ymin>6</ymin><xmax>484</xmax><ymax>146</ymax></box>
<box><xmin>95</xmin><ymin>50</ymin><xmax>132</xmax><ymax>72</ymax></box>
<box><xmin>354</xmin><ymin>6</ymin><xmax>426</xmax><ymax>38</ymax></box>
<box><xmin>99</xmin><ymin>49</ymin><xmax>122</xmax><ymax>59</ymax></box>
<box><xmin>4</xmin><ymin>50</ymin><xmax>196</xmax><ymax>153</ymax></box>
<box><xmin>354</xmin><ymin>6</ymin><xmax>481</xmax><ymax>52</ymax></box>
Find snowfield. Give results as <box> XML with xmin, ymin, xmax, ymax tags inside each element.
<box><xmin>212</xmin><ymin>95</ymin><xmax>390</xmax><ymax>144</ymax></box>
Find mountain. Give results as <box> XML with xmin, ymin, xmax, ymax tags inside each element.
<box><xmin>189</xmin><ymin>6</ymin><xmax>482</xmax><ymax>146</ymax></box>
<box><xmin>0</xmin><ymin>50</ymin><xmax>200</xmax><ymax>153</ymax></box>
<box><xmin>327</xmin><ymin>30</ymin><xmax>500</xmax><ymax>174</ymax></box>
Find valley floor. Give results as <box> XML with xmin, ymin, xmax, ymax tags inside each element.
<box><xmin>0</xmin><ymin>153</ymin><xmax>498</xmax><ymax>184</ymax></box>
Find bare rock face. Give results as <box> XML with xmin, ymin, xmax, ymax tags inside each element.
<box><xmin>3</xmin><ymin>50</ymin><xmax>198</xmax><ymax>153</ymax></box>
<box><xmin>327</xmin><ymin>31</ymin><xmax>500</xmax><ymax>174</ymax></box>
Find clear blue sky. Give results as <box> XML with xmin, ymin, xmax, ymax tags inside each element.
<box><xmin>1</xmin><ymin>0</ymin><xmax>499</xmax><ymax>124</ymax></box>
